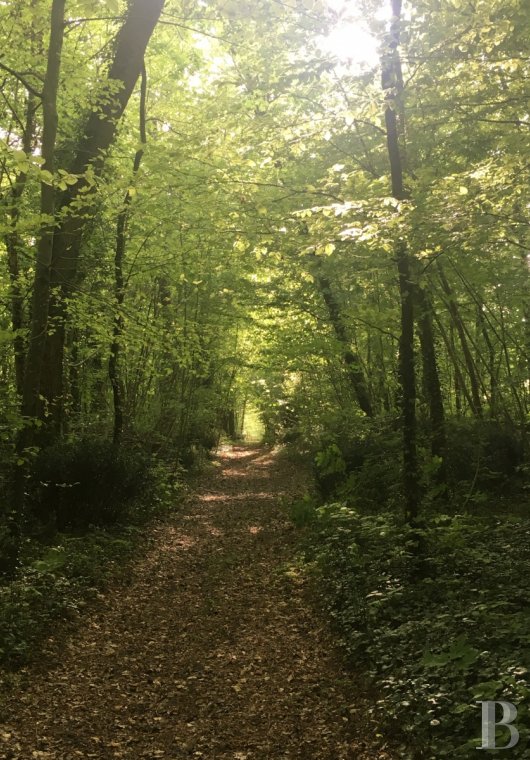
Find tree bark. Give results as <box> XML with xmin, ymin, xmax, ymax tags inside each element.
<box><xmin>40</xmin><ymin>0</ymin><xmax>165</xmax><ymax>438</ymax></box>
<box><xmin>4</xmin><ymin>93</ymin><xmax>36</xmax><ymax>396</ymax></box>
<box><xmin>109</xmin><ymin>62</ymin><xmax>147</xmax><ymax>448</ymax></box>
<box><xmin>308</xmin><ymin>254</ymin><xmax>373</xmax><ymax>416</ymax></box>
<box><xmin>19</xmin><ymin>0</ymin><xmax>65</xmax><ymax>430</ymax></box>
<box><xmin>382</xmin><ymin>0</ymin><xmax>420</xmax><ymax>523</ymax></box>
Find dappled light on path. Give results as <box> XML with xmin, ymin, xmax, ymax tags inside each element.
<box><xmin>1</xmin><ymin>445</ymin><xmax>393</xmax><ymax>759</ymax></box>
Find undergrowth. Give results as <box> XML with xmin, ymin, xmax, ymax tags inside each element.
<box><xmin>0</xmin><ymin>441</ymin><xmax>184</xmax><ymax>672</ymax></box>
<box><xmin>0</xmin><ymin>528</ymin><xmax>140</xmax><ymax>668</ymax></box>
<box><xmin>290</xmin><ymin>497</ymin><xmax>530</xmax><ymax>758</ymax></box>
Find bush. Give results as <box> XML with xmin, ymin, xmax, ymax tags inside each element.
<box><xmin>312</xmin><ymin>420</ymin><xmax>402</xmax><ymax>507</ymax></box>
<box><xmin>312</xmin><ymin>417</ymin><xmax>527</xmax><ymax>511</ymax></box>
<box><xmin>301</xmin><ymin>503</ymin><xmax>530</xmax><ymax>758</ymax></box>
<box><xmin>0</xmin><ymin>523</ymin><xmax>19</xmax><ymax>578</ymax></box>
<box><xmin>0</xmin><ymin>442</ymin><xmax>183</xmax><ymax>667</ymax></box>
<box><xmin>0</xmin><ymin>529</ymin><xmax>139</xmax><ymax>667</ymax></box>
<box><xmin>26</xmin><ymin>438</ymin><xmax>156</xmax><ymax>532</ymax></box>
<box><xmin>444</xmin><ymin>418</ymin><xmax>524</xmax><ymax>495</ymax></box>
<box><xmin>0</xmin><ymin>569</ymin><xmax>68</xmax><ymax>665</ymax></box>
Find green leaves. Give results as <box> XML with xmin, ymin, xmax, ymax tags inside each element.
<box><xmin>32</xmin><ymin>547</ymin><xmax>67</xmax><ymax>574</ymax></box>
<box><xmin>12</xmin><ymin>149</ymin><xmax>30</xmax><ymax>172</ymax></box>
<box><xmin>315</xmin><ymin>443</ymin><xmax>345</xmax><ymax>477</ymax></box>
<box><xmin>74</xmin><ymin>0</ymin><xmax>120</xmax><ymax>16</ymax></box>
<box><xmin>315</xmin><ymin>242</ymin><xmax>335</xmax><ymax>256</ymax></box>
<box><xmin>422</xmin><ymin>636</ymin><xmax>480</xmax><ymax>670</ymax></box>
<box><xmin>308</xmin><ymin>507</ymin><xmax>530</xmax><ymax>755</ymax></box>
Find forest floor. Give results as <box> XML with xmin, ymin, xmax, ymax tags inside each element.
<box><xmin>0</xmin><ymin>445</ymin><xmax>393</xmax><ymax>760</ymax></box>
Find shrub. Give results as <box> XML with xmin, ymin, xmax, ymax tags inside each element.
<box><xmin>0</xmin><ymin>518</ymin><xmax>19</xmax><ymax>577</ymax></box>
<box><xmin>0</xmin><ymin>529</ymin><xmax>139</xmax><ymax>668</ymax></box>
<box><xmin>26</xmin><ymin>438</ymin><xmax>156</xmax><ymax>532</ymax></box>
<box><xmin>312</xmin><ymin>418</ymin><xmax>527</xmax><ymax>510</ymax></box>
<box><xmin>444</xmin><ymin>418</ymin><xmax>524</xmax><ymax>494</ymax></box>
<box><xmin>312</xmin><ymin>421</ymin><xmax>402</xmax><ymax>507</ymax></box>
<box><xmin>301</xmin><ymin>503</ymin><xmax>530</xmax><ymax>758</ymax></box>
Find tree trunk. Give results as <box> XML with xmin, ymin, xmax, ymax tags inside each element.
<box><xmin>40</xmin><ymin>0</ymin><xmax>165</xmax><ymax>439</ymax></box>
<box><xmin>4</xmin><ymin>93</ymin><xmax>36</xmax><ymax>396</ymax></box>
<box><xmin>476</xmin><ymin>303</ymin><xmax>498</xmax><ymax>417</ymax></box>
<box><xmin>109</xmin><ymin>63</ymin><xmax>147</xmax><ymax>448</ymax></box>
<box><xmin>433</xmin><ymin>313</ymin><xmax>475</xmax><ymax>415</ymax></box>
<box><xmin>308</xmin><ymin>254</ymin><xmax>373</xmax><ymax>416</ymax></box>
<box><xmin>14</xmin><ymin>0</ymin><xmax>65</xmax><ymax>522</ymax></box>
<box><xmin>382</xmin><ymin>0</ymin><xmax>419</xmax><ymax>523</ymax></box>
<box><xmin>19</xmin><ymin>0</ymin><xmax>65</xmax><ymax>431</ymax></box>
<box><xmin>414</xmin><ymin>282</ymin><xmax>447</xmax><ymax>486</ymax></box>
<box><xmin>437</xmin><ymin>264</ymin><xmax>483</xmax><ymax>417</ymax></box>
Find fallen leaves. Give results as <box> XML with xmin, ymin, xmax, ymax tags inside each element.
<box><xmin>0</xmin><ymin>446</ymin><xmax>394</xmax><ymax>760</ymax></box>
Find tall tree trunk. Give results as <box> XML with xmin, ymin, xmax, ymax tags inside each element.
<box><xmin>4</xmin><ymin>93</ymin><xmax>36</xmax><ymax>396</ymax></box>
<box><xmin>414</xmin><ymin>282</ymin><xmax>447</xmax><ymax>486</ymax></box>
<box><xmin>382</xmin><ymin>0</ymin><xmax>419</xmax><ymax>523</ymax></box>
<box><xmin>109</xmin><ymin>63</ymin><xmax>147</xmax><ymax>448</ymax></box>
<box><xmin>14</xmin><ymin>0</ymin><xmax>65</xmax><ymax>522</ymax></box>
<box><xmin>476</xmin><ymin>303</ymin><xmax>498</xmax><ymax>417</ymax></box>
<box><xmin>40</xmin><ymin>0</ymin><xmax>165</xmax><ymax>439</ymax></box>
<box><xmin>437</xmin><ymin>264</ymin><xmax>482</xmax><ymax>417</ymax></box>
<box><xmin>308</xmin><ymin>254</ymin><xmax>373</xmax><ymax>416</ymax></box>
<box><xmin>19</xmin><ymin>0</ymin><xmax>65</xmax><ymax>431</ymax></box>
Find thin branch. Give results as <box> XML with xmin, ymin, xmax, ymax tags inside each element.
<box><xmin>65</xmin><ymin>15</ymin><xmax>124</xmax><ymax>26</ymax></box>
<box><xmin>158</xmin><ymin>20</ymin><xmax>238</xmax><ymax>45</ymax></box>
<box><xmin>0</xmin><ymin>60</ymin><xmax>42</xmax><ymax>97</ymax></box>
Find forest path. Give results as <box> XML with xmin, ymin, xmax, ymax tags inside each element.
<box><xmin>1</xmin><ymin>445</ymin><xmax>391</xmax><ymax>760</ymax></box>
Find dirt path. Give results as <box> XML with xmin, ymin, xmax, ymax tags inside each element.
<box><xmin>1</xmin><ymin>446</ymin><xmax>392</xmax><ymax>759</ymax></box>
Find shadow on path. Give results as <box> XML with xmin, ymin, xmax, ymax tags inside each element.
<box><xmin>0</xmin><ymin>445</ymin><xmax>393</xmax><ymax>759</ymax></box>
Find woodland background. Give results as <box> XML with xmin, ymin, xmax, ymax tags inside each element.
<box><xmin>0</xmin><ymin>0</ymin><xmax>529</xmax><ymax>756</ymax></box>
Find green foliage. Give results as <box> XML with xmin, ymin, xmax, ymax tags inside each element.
<box><xmin>311</xmin><ymin>419</ymin><xmax>402</xmax><ymax>505</ymax></box>
<box><xmin>310</xmin><ymin>418</ymin><xmax>527</xmax><ymax>511</ymax></box>
<box><xmin>0</xmin><ymin>519</ymin><xmax>19</xmax><ymax>577</ymax></box>
<box><xmin>444</xmin><ymin>419</ymin><xmax>525</xmax><ymax>496</ymax></box>
<box><xmin>0</xmin><ymin>528</ymin><xmax>138</xmax><ymax>668</ymax></box>
<box><xmin>300</xmin><ymin>504</ymin><xmax>530</xmax><ymax>757</ymax></box>
<box><xmin>315</xmin><ymin>442</ymin><xmax>346</xmax><ymax>478</ymax></box>
<box><xmin>287</xmin><ymin>494</ymin><xmax>319</xmax><ymax>529</ymax></box>
<box><xmin>26</xmin><ymin>439</ymin><xmax>157</xmax><ymax>531</ymax></box>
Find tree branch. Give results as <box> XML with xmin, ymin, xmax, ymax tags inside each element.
<box><xmin>0</xmin><ymin>60</ymin><xmax>42</xmax><ymax>97</ymax></box>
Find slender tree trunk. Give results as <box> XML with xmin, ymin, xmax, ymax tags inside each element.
<box><xmin>476</xmin><ymin>304</ymin><xmax>498</xmax><ymax>416</ymax></box>
<box><xmin>239</xmin><ymin>394</ymin><xmax>248</xmax><ymax>438</ymax></box>
<box><xmin>40</xmin><ymin>0</ymin><xmax>165</xmax><ymax>439</ymax></box>
<box><xmin>414</xmin><ymin>282</ymin><xmax>447</xmax><ymax>487</ymax></box>
<box><xmin>381</xmin><ymin>0</ymin><xmax>419</xmax><ymax>523</ymax></box>
<box><xmin>13</xmin><ymin>0</ymin><xmax>65</xmax><ymax>523</ymax></box>
<box><xmin>109</xmin><ymin>63</ymin><xmax>147</xmax><ymax>448</ymax></box>
<box><xmin>496</xmin><ymin>292</ymin><xmax>526</xmax><ymax>426</ymax></box>
<box><xmin>308</xmin><ymin>254</ymin><xmax>373</xmax><ymax>416</ymax></box>
<box><xmin>5</xmin><ymin>94</ymin><xmax>36</xmax><ymax>396</ymax></box>
<box><xmin>434</xmin><ymin>313</ymin><xmax>474</xmax><ymax>414</ymax></box>
<box><xmin>19</xmin><ymin>0</ymin><xmax>65</xmax><ymax>432</ymax></box>
<box><xmin>520</xmin><ymin>254</ymin><xmax>529</xmax><ymax>451</ymax></box>
<box><xmin>437</xmin><ymin>264</ymin><xmax>482</xmax><ymax>417</ymax></box>
<box><xmin>69</xmin><ymin>330</ymin><xmax>82</xmax><ymax>422</ymax></box>
<box><xmin>451</xmin><ymin>323</ymin><xmax>463</xmax><ymax>416</ymax></box>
